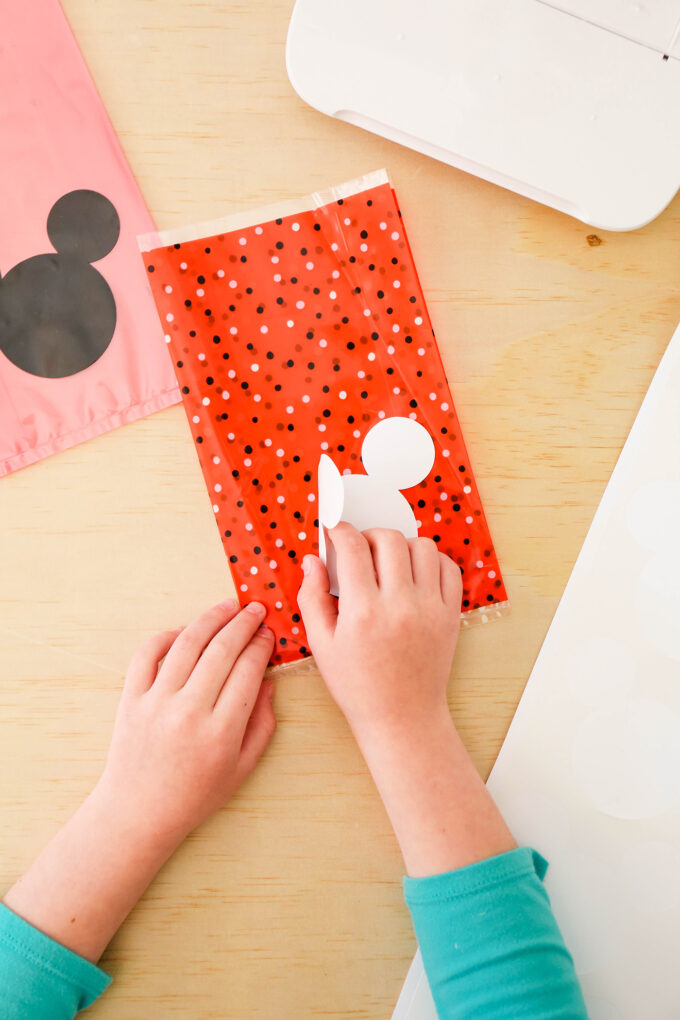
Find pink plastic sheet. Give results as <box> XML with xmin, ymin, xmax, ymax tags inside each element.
<box><xmin>0</xmin><ymin>1</ymin><xmax>180</xmax><ymax>477</ymax></box>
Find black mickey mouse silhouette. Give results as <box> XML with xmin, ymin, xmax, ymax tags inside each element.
<box><xmin>0</xmin><ymin>190</ymin><xmax>120</xmax><ymax>378</ymax></box>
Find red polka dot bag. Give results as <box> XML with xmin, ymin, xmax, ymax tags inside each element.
<box><xmin>140</xmin><ymin>171</ymin><xmax>508</xmax><ymax>666</ymax></box>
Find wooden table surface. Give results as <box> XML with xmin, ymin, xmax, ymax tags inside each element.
<box><xmin>2</xmin><ymin>2</ymin><xmax>680</xmax><ymax>1016</ymax></box>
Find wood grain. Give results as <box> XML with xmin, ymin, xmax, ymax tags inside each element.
<box><xmin>2</xmin><ymin>1</ymin><xmax>680</xmax><ymax>1015</ymax></box>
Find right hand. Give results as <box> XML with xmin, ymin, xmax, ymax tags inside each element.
<box><xmin>297</xmin><ymin>523</ymin><xmax>462</xmax><ymax>745</ymax></box>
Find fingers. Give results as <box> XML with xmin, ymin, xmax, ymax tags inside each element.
<box><xmin>124</xmin><ymin>629</ymin><xmax>181</xmax><ymax>696</ymax></box>
<box><xmin>327</xmin><ymin>523</ymin><xmax>377</xmax><ymax>600</ymax></box>
<box><xmin>184</xmin><ymin>602</ymin><xmax>269</xmax><ymax>706</ymax></box>
<box><xmin>297</xmin><ymin>555</ymin><xmax>337</xmax><ymax>646</ymax></box>
<box><xmin>364</xmin><ymin>529</ymin><xmax>413</xmax><ymax>589</ymax></box>
<box><xmin>156</xmin><ymin>601</ymin><xmax>241</xmax><ymax>692</ymax></box>
<box><xmin>439</xmin><ymin>552</ymin><xmax>463</xmax><ymax>607</ymax></box>
<box><xmin>235</xmin><ymin>678</ymin><xmax>277</xmax><ymax>782</ymax></box>
<box><xmin>408</xmin><ymin>537</ymin><xmax>441</xmax><ymax>592</ymax></box>
<box><xmin>213</xmin><ymin>622</ymin><xmax>275</xmax><ymax>723</ymax></box>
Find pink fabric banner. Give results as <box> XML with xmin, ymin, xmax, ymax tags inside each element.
<box><xmin>0</xmin><ymin>0</ymin><xmax>180</xmax><ymax>476</ymax></box>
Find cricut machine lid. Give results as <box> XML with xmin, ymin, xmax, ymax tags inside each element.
<box><xmin>286</xmin><ymin>0</ymin><xmax>680</xmax><ymax>231</ymax></box>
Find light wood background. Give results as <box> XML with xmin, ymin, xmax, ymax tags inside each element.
<box><xmin>2</xmin><ymin>2</ymin><xmax>680</xmax><ymax>1016</ymax></box>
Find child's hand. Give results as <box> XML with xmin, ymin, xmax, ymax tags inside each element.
<box><xmin>298</xmin><ymin>524</ymin><xmax>462</xmax><ymax>744</ymax></box>
<box><xmin>298</xmin><ymin>525</ymin><xmax>515</xmax><ymax>877</ymax></box>
<box><xmin>98</xmin><ymin>600</ymin><xmax>276</xmax><ymax>846</ymax></box>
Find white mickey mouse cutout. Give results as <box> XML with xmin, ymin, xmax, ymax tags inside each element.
<box><xmin>318</xmin><ymin>416</ymin><xmax>436</xmax><ymax>595</ymax></box>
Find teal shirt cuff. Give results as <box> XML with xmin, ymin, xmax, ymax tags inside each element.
<box><xmin>0</xmin><ymin>903</ymin><xmax>112</xmax><ymax>1018</ymax></box>
<box><xmin>404</xmin><ymin>847</ymin><xmax>589</xmax><ymax>1020</ymax></box>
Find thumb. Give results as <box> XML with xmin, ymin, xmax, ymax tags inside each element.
<box><xmin>297</xmin><ymin>555</ymin><xmax>337</xmax><ymax>646</ymax></box>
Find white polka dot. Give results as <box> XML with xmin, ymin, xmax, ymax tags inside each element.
<box><xmin>307</xmin><ymin>492</ymin><xmax>316</xmax><ymax>501</ymax></box>
<box><xmin>240</xmin><ymin>584</ymin><xmax>248</xmax><ymax>592</ymax></box>
<box><xmin>196</xmin><ymin>288</ymin><xmax>204</xmax><ymax>297</ymax></box>
<box><xmin>440</xmin><ymin>492</ymin><xmax>447</xmax><ymax>501</ymax></box>
<box><xmin>360</xmin><ymin>243</ymin><xmax>368</xmax><ymax>252</ymax></box>
<box><xmin>229</xmin><ymin>279</ymin><xmax>237</xmax><ymax>288</ymax></box>
<box><xmin>221</xmin><ymin>390</ymin><xmax>230</xmax><ymax>400</ymax></box>
<box><xmin>271</xmin><ymin>255</ymin><xmax>279</xmax><ymax>264</ymax></box>
<box><xmin>415</xmin><ymin>316</ymin><xmax>423</xmax><ymax>325</ymax></box>
<box><xmin>296</xmin><ymin>300</ymin><xmax>305</xmax><ymax>309</ymax></box>
<box><xmin>276</xmin><ymin>448</ymin><xmax>284</xmax><ymax>457</ymax></box>
<box><xmin>269</xmin><ymin>560</ymin><xmax>277</xmax><ymax>569</ymax></box>
<box><xmin>287</xmin><ymin>320</ymin><xmax>295</xmax><ymax>328</ymax></box>
<box><xmin>302</xmin><ymin>395</ymin><xmax>310</xmax><ymax>403</ymax></box>
<box><xmin>202</xmin><ymin>396</ymin><xmax>210</xmax><ymax>406</ymax></box>
<box><xmin>342</xmin><ymin>468</ymin><xmax>351</xmax><ymax>476</ymax></box>
<box><xmin>339</xmin><ymin>390</ymin><xmax>347</xmax><ymax>399</ymax></box>
<box><xmin>292</xmin><ymin>222</ymin><xmax>300</xmax><ymax>231</ymax></box>
<box><xmin>260</xmin><ymin>325</ymin><xmax>268</xmax><ymax>334</ymax></box>
<box><xmin>329</xmin><ymin>291</ymin><xmax>336</xmax><ymax>300</ymax></box>
<box><xmin>228</xmin><ymin>369</ymin><xmax>236</xmax><ymax>379</ymax></box>
<box><xmin>305</xmin><ymin>262</ymin><xmax>314</xmax><ymax>270</ymax></box>
<box><xmin>331</xmin><ymin>242</ymin><xmax>338</xmax><ymax>251</ymax></box>
<box><xmin>292</xmin><ymin>626</ymin><xmax>300</xmax><ymax>635</ymax></box>
<box><xmin>165</xmin><ymin>313</ymin><xmax>174</xmax><ymax>322</ymax></box>
<box><xmin>332</xmin><ymin>270</ymin><xmax>340</xmax><ymax>279</ymax></box>
<box><xmin>251</xmin><ymin>363</ymin><xmax>259</xmax><ymax>372</ymax></box>
<box><xmin>275</xmin><ymin>600</ymin><xmax>283</xmax><ymax>610</ymax></box>
<box><xmin>343</xmin><ymin>217</ymin><xmax>351</xmax><ymax>226</ymax></box>
<box><xmin>253</xmin><ymin>394</ymin><xmax>262</xmax><ymax>402</ymax></box>
<box><xmin>488</xmin><ymin>570</ymin><xmax>496</xmax><ymax>579</ymax></box>
<box><xmin>357</xmin><ymin>370</ymin><xmax>365</xmax><ymax>379</ymax></box>
<box><xmin>367</xmin><ymin>352</ymin><xmax>376</xmax><ymax>361</ymax></box>
<box><xmin>441</xmin><ymin>402</ymin><xmax>449</xmax><ymax>411</ymax></box>
<box><xmin>409</xmin><ymin>412</ymin><xmax>417</xmax><ymax>420</ymax></box>
<box><xmin>434</xmin><ymin>512</ymin><xmax>442</xmax><ymax>522</ymax></box>
<box><xmin>391</xmin><ymin>231</ymin><xmax>399</xmax><ymax>240</ymax></box>
<box><xmin>286</xmin><ymin>405</ymin><xmax>294</xmax><ymax>414</ymax></box>
<box><xmin>215</xmin><ymin>483</ymin><xmax>222</xmax><ymax>493</ymax></box>
<box><xmin>273</xmin><ymin>273</ymin><xmax>281</xmax><ymax>282</ymax></box>
<box><xmin>217</xmin><ymin>269</ymin><xmax>225</xmax><ymax>277</ymax></box>
<box><xmin>192</xmin><ymin>415</ymin><xmax>200</xmax><ymax>423</ymax></box>
<box><xmin>213</xmin><ymin>456</ymin><xmax>220</xmax><ymax>465</ymax></box>
<box><xmin>229</xmin><ymin>326</ymin><xmax>238</xmax><ymax>335</ymax></box>
<box><xmin>164</xmin><ymin>334</ymin><xmax>171</xmax><ymax>343</ymax></box>
<box><xmin>243</xmin><ymin>458</ymin><xmax>251</xmax><ymax>467</ymax></box>
<box><xmin>363</xmin><ymin>308</ymin><xmax>371</xmax><ymax>317</ymax></box>
<box><xmin>164</xmin><ymin>284</ymin><xmax>173</xmax><ymax>294</ymax></box>
<box><xmin>180</xmin><ymin>262</ymin><xmax>187</xmax><ymax>270</ymax></box>
<box><xmin>318</xmin><ymin>423</ymin><xmax>326</xmax><ymax>432</ymax></box>
<box><xmin>353</xmin><ymin>429</ymin><xmax>361</xmax><ymax>438</ymax></box>
<box><xmin>198</xmin><ymin>353</ymin><xmax>206</xmax><ymax>360</ymax></box>
<box><xmin>417</xmin><ymin>348</ymin><xmax>425</xmax><ymax>356</ymax></box>
<box><xmin>464</xmin><ymin>485</ymin><xmax>471</xmax><ymax>493</ymax></box>
<box><xmin>275</xmin><ymin>539</ymin><xmax>283</xmax><ymax>548</ymax></box>
<box><xmin>239</xmin><ymin>237</ymin><xmax>247</xmax><ymax>246</ymax></box>
<box><xmin>245</xmin><ymin>523</ymin><xmax>253</xmax><ymax>531</ymax></box>
<box><xmin>255</xmin><ymin>226</ymin><xmax>263</xmax><ymax>235</ymax></box>
<box><xmin>378</xmin><ymin>410</ymin><xmax>386</xmax><ymax>419</ymax></box>
<box><xmin>442</xmin><ymin>449</ymin><xmax>450</xmax><ymax>458</ymax></box>
<box><xmin>213</xmin><ymin>504</ymin><xmax>219</xmax><ymax>513</ymax></box>
<box><xmin>264</xmin><ymin>438</ymin><xmax>272</xmax><ymax>446</ymax></box>
<box><xmin>392</xmin><ymin>386</ymin><xmax>400</xmax><ymax>394</ymax></box>
<box><xmin>387</xmin><ymin>345</ymin><xmax>395</xmax><ymax>354</ymax></box>
<box><xmin>277</xmin><ymin>495</ymin><xmax>285</xmax><ymax>504</ymax></box>
<box><xmin>393</xmin><ymin>280</ymin><xmax>400</xmax><ymax>288</ymax></box>
<box><xmin>298</xmin><ymin>531</ymin><xmax>307</xmax><ymax>541</ymax></box>
<box><xmin>379</xmin><ymin>221</ymin><xmax>387</xmax><ymax>230</ymax></box>
<box><xmin>319</xmin><ymin>339</ymin><xmax>327</xmax><ymax>348</ymax></box>
<box><xmin>320</xmin><ymin>442</ymin><xmax>329</xmax><ymax>450</ymax></box>
<box><xmin>466</xmin><ymin>515</ymin><xmax>473</xmax><ymax>524</ymax></box>
<box><xmin>228</xmin><ymin>432</ymin><xmax>235</xmax><ymax>440</ymax></box>
<box><xmin>392</xmin><ymin>324</ymin><xmax>400</xmax><ymax>333</ymax></box>
<box><xmin>429</xmin><ymin>392</ymin><xmax>436</xmax><ymax>400</ymax></box>
<box><xmin>476</xmin><ymin>560</ymin><xmax>484</xmax><ymax>568</ymax></box>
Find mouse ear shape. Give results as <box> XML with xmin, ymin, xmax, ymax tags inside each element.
<box><xmin>361</xmin><ymin>416</ymin><xmax>435</xmax><ymax>490</ymax></box>
<box><xmin>317</xmin><ymin>453</ymin><xmax>344</xmax><ymax>566</ymax></box>
<box><xmin>47</xmin><ymin>190</ymin><xmax>120</xmax><ymax>263</ymax></box>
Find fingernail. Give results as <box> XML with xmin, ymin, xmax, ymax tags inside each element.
<box><xmin>218</xmin><ymin>598</ymin><xmax>238</xmax><ymax>610</ymax></box>
<box><xmin>258</xmin><ymin>625</ymin><xmax>274</xmax><ymax>637</ymax></box>
<box><xmin>246</xmin><ymin>601</ymin><xmax>266</xmax><ymax>615</ymax></box>
<box><xmin>302</xmin><ymin>555</ymin><xmax>313</xmax><ymax>575</ymax></box>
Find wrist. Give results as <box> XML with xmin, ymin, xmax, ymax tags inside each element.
<box><xmin>350</xmin><ymin>702</ymin><xmax>457</xmax><ymax>767</ymax></box>
<box><xmin>90</xmin><ymin>776</ymin><xmax>186</xmax><ymax>864</ymax></box>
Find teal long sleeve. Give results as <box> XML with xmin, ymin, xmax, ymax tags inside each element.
<box><xmin>0</xmin><ymin>904</ymin><xmax>111</xmax><ymax>1019</ymax></box>
<box><xmin>404</xmin><ymin>847</ymin><xmax>589</xmax><ymax>1020</ymax></box>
